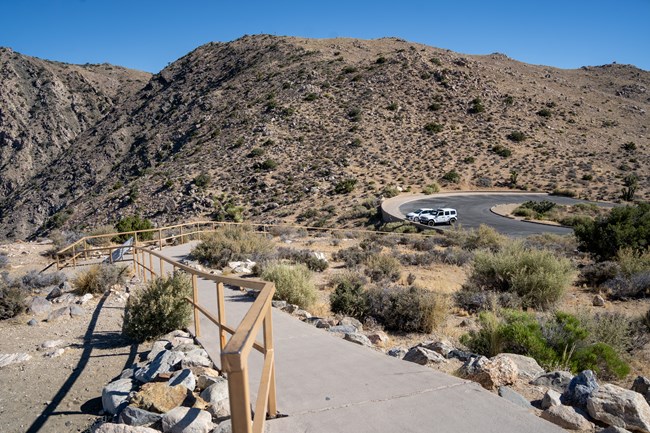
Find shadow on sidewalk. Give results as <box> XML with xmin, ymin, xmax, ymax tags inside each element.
<box><xmin>25</xmin><ymin>294</ymin><xmax>140</xmax><ymax>433</ymax></box>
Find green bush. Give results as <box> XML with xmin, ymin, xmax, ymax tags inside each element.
<box><xmin>491</xmin><ymin>145</ymin><xmax>512</xmax><ymax>158</ymax></box>
<box><xmin>114</xmin><ymin>216</ymin><xmax>154</xmax><ymax>242</ymax></box>
<box><xmin>422</xmin><ymin>182</ymin><xmax>440</xmax><ymax>194</ymax></box>
<box><xmin>0</xmin><ymin>277</ymin><xmax>26</xmax><ymax>320</ymax></box>
<box><xmin>261</xmin><ymin>262</ymin><xmax>316</xmax><ymax>309</ymax></box>
<box><xmin>124</xmin><ymin>273</ymin><xmax>192</xmax><ymax>342</ymax></box>
<box><xmin>507</xmin><ymin>131</ymin><xmax>526</xmax><ymax>142</ymax></box>
<box><xmin>468</xmin><ymin>97</ymin><xmax>485</xmax><ymax>114</ymax></box>
<box><xmin>334</xmin><ymin>178</ymin><xmax>357</xmax><ymax>194</ymax></box>
<box><xmin>190</xmin><ymin>225</ymin><xmax>274</xmax><ymax>268</ymax></box>
<box><xmin>73</xmin><ymin>264</ymin><xmax>129</xmax><ymax>295</ymax></box>
<box><xmin>194</xmin><ymin>173</ymin><xmax>211</xmax><ymax>188</ymax></box>
<box><xmin>463</xmin><ymin>224</ymin><xmax>506</xmax><ymax>251</ymax></box>
<box><xmin>571</xmin><ymin>343</ymin><xmax>630</xmax><ymax>380</ymax></box>
<box><xmin>537</xmin><ymin>108</ymin><xmax>552</xmax><ymax>118</ymax></box>
<box><xmin>520</xmin><ymin>200</ymin><xmax>557</xmax><ymax>215</ymax></box>
<box><xmin>329</xmin><ymin>272</ymin><xmax>367</xmax><ymax>319</ymax></box>
<box><xmin>550</xmin><ymin>188</ymin><xmax>577</xmax><ymax>198</ymax></box>
<box><xmin>277</xmin><ymin>247</ymin><xmax>328</xmax><ymax>272</ymax></box>
<box><xmin>364</xmin><ymin>253</ymin><xmax>401</xmax><ymax>282</ymax></box>
<box><xmin>365</xmin><ymin>285</ymin><xmax>448</xmax><ymax>333</ymax></box>
<box><xmin>424</xmin><ymin>122</ymin><xmax>443</xmax><ymax>133</ymax></box>
<box><xmin>247</xmin><ymin>148</ymin><xmax>265</xmax><ymax>158</ymax></box>
<box><xmin>258</xmin><ymin>159</ymin><xmax>278</xmax><ymax>170</ymax></box>
<box><xmin>574</xmin><ymin>203</ymin><xmax>650</xmax><ymax>260</ymax></box>
<box><xmin>463</xmin><ymin>242</ymin><xmax>574</xmax><ymax>310</ymax></box>
<box><xmin>441</xmin><ymin>170</ymin><xmax>460</xmax><ymax>184</ymax></box>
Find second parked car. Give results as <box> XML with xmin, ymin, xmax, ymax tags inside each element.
<box><xmin>419</xmin><ymin>208</ymin><xmax>458</xmax><ymax>226</ymax></box>
<box><xmin>406</xmin><ymin>208</ymin><xmax>435</xmax><ymax>222</ymax></box>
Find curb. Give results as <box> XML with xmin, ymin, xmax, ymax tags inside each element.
<box><xmin>488</xmin><ymin>206</ymin><xmax>572</xmax><ymax>229</ymax></box>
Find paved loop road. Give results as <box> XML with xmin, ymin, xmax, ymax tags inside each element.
<box><xmin>399</xmin><ymin>193</ymin><xmax>612</xmax><ymax>237</ymax></box>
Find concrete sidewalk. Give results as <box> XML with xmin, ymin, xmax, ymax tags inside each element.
<box><xmin>160</xmin><ymin>243</ymin><xmax>563</xmax><ymax>433</ymax></box>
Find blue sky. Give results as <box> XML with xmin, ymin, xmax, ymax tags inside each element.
<box><xmin>1</xmin><ymin>0</ymin><xmax>648</xmax><ymax>72</ymax></box>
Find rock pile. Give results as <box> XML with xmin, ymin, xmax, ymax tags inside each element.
<box><xmin>98</xmin><ymin>330</ymin><xmax>232</xmax><ymax>433</ymax></box>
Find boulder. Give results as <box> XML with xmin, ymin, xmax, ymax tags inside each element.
<box><xmin>102</xmin><ymin>379</ymin><xmax>136</xmax><ymax>415</ymax></box>
<box><xmin>135</xmin><ymin>350</ymin><xmax>186</xmax><ymax>383</ymax></box>
<box><xmin>213</xmin><ymin>420</ymin><xmax>232</xmax><ymax>433</ymax></box>
<box><xmin>199</xmin><ymin>378</ymin><xmax>229</xmax><ymax>404</ymax></box>
<box><xmin>293</xmin><ymin>309</ymin><xmax>312</xmax><ymax>320</ymax></box>
<box><xmin>181</xmin><ymin>350</ymin><xmax>212</xmax><ymax>369</ymax></box>
<box><xmin>77</xmin><ymin>293</ymin><xmax>93</xmax><ymax>304</ymax></box>
<box><xmin>46</xmin><ymin>286</ymin><xmax>62</xmax><ymax>300</ymax></box>
<box><xmin>69</xmin><ymin>305</ymin><xmax>84</xmax><ymax>317</ymax></box>
<box><xmin>561</xmin><ymin>370</ymin><xmax>599</xmax><ymax>409</ymax></box>
<box><xmin>492</xmin><ymin>353</ymin><xmax>544</xmax><ymax>380</ymax></box>
<box><xmin>94</xmin><ymin>424</ymin><xmax>160</xmax><ymax>433</ymax></box>
<box><xmin>367</xmin><ymin>331</ymin><xmax>390</xmax><ymax>347</ymax></box>
<box><xmin>130</xmin><ymin>383</ymin><xmax>194</xmax><ymax>413</ymax></box>
<box><xmin>339</xmin><ymin>317</ymin><xmax>363</xmax><ymax>331</ymax></box>
<box><xmin>46</xmin><ymin>306</ymin><xmax>70</xmax><ymax>322</ymax></box>
<box><xmin>387</xmin><ymin>348</ymin><xmax>407</xmax><ymax>358</ymax></box>
<box><xmin>586</xmin><ymin>383</ymin><xmax>650</xmax><ymax>433</ymax></box>
<box><xmin>172</xmin><ymin>344</ymin><xmax>202</xmax><ymax>354</ymax></box>
<box><xmin>632</xmin><ymin>376</ymin><xmax>650</xmax><ymax>404</ymax></box>
<box><xmin>403</xmin><ymin>347</ymin><xmax>447</xmax><ymax>366</ymax></box>
<box><xmin>541</xmin><ymin>405</ymin><xmax>594</xmax><ymax>431</ymax></box>
<box><xmin>168</xmin><ymin>369</ymin><xmax>196</xmax><ymax>391</ymax></box>
<box><xmin>459</xmin><ymin>356</ymin><xmax>518</xmax><ymax>390</ymax></box>
<box><xmin>541</xmin><ymin>389</ymin><xmax>562</xmax><ymax>409</ymax></box>
<box><xmin>271</xmin><ymin>300</ymin><xmax>287</xmax><ymax>309</ymax></box>
<box><xmin>117</xmin><ymin>406</ymin><xmax>162</xmax><ymax>426</ymax></box>
<box><xmin>27</xmin><ymin>318</ymin><xmax>38</xmax><ymax>326</ymax></box>
<box><xmin>421</xmin><ymin>340</ymin><xmax>454</xmax><ymax>358</ymax></box>
<box><xmin>601</xmin><ymin>427</ymin><xmax>634</xmax><ymax>433</ymax></box>
<box><xmin>328</xmin><ymin>325</ymin><xmax>358</xmax><ymax>334</ymax></box>
<box><xmin>0</xmin><ymin>353</ymin><xmax>31</xmax><ymax>368</ymax></box>
<box><xmin>312</xmin><ymin>319</ymin><xmax>332</xmax><ymax>329</ymax></box>
<box><xmin>447</xmin><ymin>349</ymin><xmax>474</xmax><ymax>362</ymax></box>
<box><xmin>148</xmin><ymin>340</ymin><xmax>172</xmax><ymax>361</ymax></box>
<box><xmin>206</xmin><ymin>398</ymin><xmax>230</xmax><ymax>421</ymax></box>
<box><xmin>29</xmin><ymin>297</ymin><xmax>52</xmax><ymax>315</ymax></box>
<box><xmin>161</xmin><ymin>406</ymin><xmax>214</xmax><ymax>433</ymax></box>
<box><xmin>498</xmin><ymin>386</ymin><xmax>533</xmax><ymax>410</ymax></box>
<box><xmin>120</xmin><ymin>367</ymin><xmax>139</xmax><ymax>380</ymax></box>
<box><xmin>593</xmin><ymin>295</ymin><xmax>606</xmax><ymax>306</ymax></box>
<box><xmin>531</xmin><ymin>370</ymin><xmax>574</xmax><ymax>393</ymax></box>
<box><xmin>343</xmin><ymin>333</ymin><xmax>373</xmax><ymax>347</ymax></box>
<box><xmin>39</xmin><ymin>339</ymin><xmax>65</xmax><ymax>350</ymax></box>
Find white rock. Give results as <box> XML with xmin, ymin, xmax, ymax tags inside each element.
<box><xmin>541</xmin><ymin>389</ymin><xmax>562</xmax><ymax>409</ymax></box>
<box><xmin>39</xmin><ymin>339</ymin><xmax>65</xmax><ymax>350</ymax></box>
<box><xmin>0</xmin><ymin>353</ymin><xmax>31</xmax><ymax>368</ymax></box>
<box><xmin>45</xmin><ymin>348</ymin><xmax>65</xmax><ymax>358</ymax></box>
<box><xmin>77</xmin><ymin>293</ymin><xmax>94</xmax><ymax>304</ymax></box>
<box><xmin>587</xmin><ymin>383</ymin><xmax>650</xmax><ymax>433</ymax></box>
<box><xmin>200</xmin><ymin>377</ymin><xmax>229</xmax><ymax>404</ymax></box>
<box><xmin>168</xmin><ymin>369</ymin><xmax>196</xmax><ymax>391</ymax></box>
<box><xmin>161</xmin><ymin>406</ymin><xmax>214</xmax><ymax>433</ymax></box>
<box><xmin>102</xmin><ymin>379</ymin><xmax>135</xmax><ymax>415</ymax></box>
<box><xmin>95</xmin><ymin>424</ymin><xmax>160</xmax><ymax>433</ymax></box>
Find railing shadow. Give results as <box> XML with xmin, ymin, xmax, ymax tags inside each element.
<box><xmin>25</xmin><ymin>294</ymin><xmax>139</xmax><ymax>433</ymax></box>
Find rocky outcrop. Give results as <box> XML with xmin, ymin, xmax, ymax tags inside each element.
<box><xmin>587</xmin><ymin>384</ymin><xmax>650</xmax><ymax>433</ymax></box>
<box><xmin>541</xmin><ymin>405</ymin><xmax>594</xmax><ymax>431</ymax></box>
<box><xmin>459</xmin><ymin>355</ymin><xmax>518</xmax><ymax>390</ymax></box>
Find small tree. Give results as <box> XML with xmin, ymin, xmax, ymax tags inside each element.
<box><xmin>114</xmin><ymin>216</ymin><xmax>154</xmax><ymax>242</ymax></box>
<box><xmin>621</xmin><ymin>174</ymin><xmax>638</xmax><ymax>202</ymax></box>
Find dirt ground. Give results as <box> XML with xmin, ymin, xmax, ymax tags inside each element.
<box><xmin>0</xmin><ymin>242</ymin><xmax>147</xmax><ymax>433</ymax></box>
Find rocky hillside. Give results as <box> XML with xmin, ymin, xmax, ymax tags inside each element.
<box><xmin>0</xmin><ymin>47</ymin><xmax>150</xmax><ymax>204</ymax></box>
<box><xmin>0</xmin><ymin>35</ymin><xmax>648</xmax><ymax>239</ymax></box>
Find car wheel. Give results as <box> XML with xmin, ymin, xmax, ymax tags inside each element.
<box><xmin>427</xmin><ymin>220</ymin><xmax>435</xmax><ymax>227</ymax></box>
<box><xmin>449</xmin><ymin>218</ymin><xmax>457</xmax><ymax>225</ymax></box>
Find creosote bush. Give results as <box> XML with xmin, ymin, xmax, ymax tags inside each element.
<box><xmin>114</xmin><ymin>216</ymin><xmax>154</xmax><ymax>242</ymax></box>
<box><xmin>190</xmin><ymin>225</ymin><xmax>274</xmax><ymax>268</ymax></box>
<box><xmin>21</xmin><ymin>270</ymin><xmax>67</xmax><ymax>289</ymax></box>
<box><xmin>0</xmin><ymin>276</ymin><xmax>25</xmax><ymax>320</ymax></box>
<box><xmin>276</xmin><ymin>247</ymin><xmax>328</xmax><ymax>272</ymax></box>
<box><xmin>364</xmin><ymin>253</ymin><xmax>401</xmax><ymax>282</ymax></box>
<box><xmin>124</xmin><ymin>273</ymin><xmax>192</xmax><ymax>342</ymax></box>
<box><xmin>460</xmin><ymin>242</ymin><xmax>574</xmax><ymax>310</ymax></box>
<box><xmin>329</xmin><ymin>272</ymin><xmax>367</xmax><ymax>319</ymax></box>
<box><xmin>365</xmin><ymin>285</ymin><xmax>449</xmax><ymax>333</ymax></box>
<box><xmin>73</xmin><ymin>264</ymin><xmax>129</xmax><ymax>295</ymax></box>
<box><xmin>261</xmin><ymin>262</ymin><xmax>316</xmax><ymax>309</ymax></box>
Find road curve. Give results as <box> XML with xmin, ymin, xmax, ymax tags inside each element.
<box><xmin>382</xmin><ymin>192</ymin><xmax>612</xmax><ymax>237</ymax></box>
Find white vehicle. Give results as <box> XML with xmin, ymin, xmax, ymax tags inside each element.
<box><xmin>419</xmin><ymin>208</ymin><xmax>458</xmax><ymax>226</ymax></box>
<box><xmin>406</xmin><ymin>208</ymin><xmax>435</xmax><ymax>222</ymax></box>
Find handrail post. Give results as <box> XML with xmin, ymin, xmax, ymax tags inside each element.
<box><xmin>216</xmin><ymin>282</ymin><xmax>226</xmax><ymax>350</ymax></box>
<box><xmin>109</xmin><ymin>247</ymin><xmax>114</xmax><ymax>264</ymax></box>
<box><xmin>196</xmin><ymin>223</ymin><xmax>200</xmax><ymax>240</ymax></box>
<box><xmin>159</xmin><ymin>229</ymin><xmax>163</xmax><ymax>250</ymax></box>
<box><xmin>192</xmin><ymin>274</ymin><xmax>200</xmax><ymax>337</ymax></box>
<box><xmin>84</xmin><ymin>241</ymin><xmax>88</xmax><ymax>260</ymax></box>
<box><xmin>180</xmin><ymin>225</ymin><xmax>184</xmax><ymax>244</ymax></box>
<box><xmin>72</xmin><ymin>244</ymin><xmax>77</xmax><ymax>268</ymax></box>
<box><xmin>227</xmin><ymin>366</ymin><xmax>253</xmax><ymax>433</ymax></box>
<box><xmin>149</xmin><ymin>251</ymin><xmax>154</xmax><ymax>278</ymax></box>
<box><xmin>132</xmin><ymin>247</ymin><xmax>137</xmax><ymax>275</ymax></box>
<box><xmin>142</xmin><ymin>250</ymin><xmax>147</xmax><ymax>282</ymax></box>
<box><xmin>263</xmin><ymin>307</ymin><xmax>278</xmax><ymax>417</ymax></box>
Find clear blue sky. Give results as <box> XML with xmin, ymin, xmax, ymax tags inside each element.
<box><xmin>1</xmin><ymin>0</ymin><xmax>648</xmax><ymax>72</ymax></box>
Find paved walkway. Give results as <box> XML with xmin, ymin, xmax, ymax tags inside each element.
<box><xmin>160</xmin><ymin>243</ymin><xmax>563</xmax><ymax>433</ymax></box>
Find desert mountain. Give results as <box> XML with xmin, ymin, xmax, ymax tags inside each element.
<box><xmin>0</xmin><ymin>35</ymin><xmax>648</xmax><ymax>239</ymax></box>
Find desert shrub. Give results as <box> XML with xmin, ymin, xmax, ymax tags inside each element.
<box><xmin>276</xmin><ymin>247</ymin><xmax>328</xmax><ymax>272</ymax></box>
<box><xmin>441</xmin><ymin>170</ymin><xmax>460</xmax><ymax>184</ymax></box>
<box><xmin>190</xmin><ymin>225</ymin><xmax>274</xmax><ymax>268</ymax></box>
<box><xmin>537</xmin><ymin>108</ymin><xmax>552</xmax><ymax>118</ymax></box>
<box><xmin>261</xmin><ymin>263</ymin><xmax>316</xmax><ymax>309</ymax></box>
<box><xmin>616</xmin><ymin>248</ymin><xmax>650</xmax><ymax>276</ymax></box>
<box><xmin>347</xmin><ymin>107</ymin><xmax>361</xmax><ymax>122</ymax></box>
<box><xmin>21</xmin><ymin>270</ymin><xmax>67</xmax><ymax>289</ymax></box>
<box><xmin>580</xmin><ymin>261</ymin><xmax>621</xmax><ymax>287</ymax></box>
<box><xmin>558</xmin><ymin>215</ymin><xmax>594</xmax><ymax>227</ymax></box>
<box><xmin>574</xmin><ymin>203</ymin><xmax>650</xmax><ymax>260</ymax></box>
<box><xmin>468</xmin><ymin>97</ymin><xmax>485</xmax><ymax>114</ymax></box>
<box><xmin>364</xmin><ymin>253</ymin><xmax>401</xmax><ymax>282</ymax></box>
<box><xmin>87</xmin><ymin>225</ymin><xmax>117</xmax><ymax>247</ymax></box>
<box><xmin>124</xmin><ymin>273</ymin><xmax>192</xmax><ymax>342</ymax></box>
<box><xmin>422</xmin><ymin>182</ymin><xmax>440</xmax><ymax>194</ymax></box>
<box><xmin>73</xmin><ymin>264</ymin><xmax>129</xmax><ymax>295</ymax></box>
<box><xmin>604</xmin><ymin>272</ymin><xmax>650</xmax><ymax>299</ymax></box>
<box><xmin>410</xmin><ymin>236</ymin><xmax>445</xmax><ymax>251</ymax></box>
<box><xmin>463</xmin><ymin>224</ymin><xmax>506</xmax><ymax>251</ymax></box>
<box><xmin>644</xmin><ymin>309</ymin><xmax>650</xmax><ymax>332</ymax></box>
<box><xmin>622</xmin><ymin>141</ymin><xmax>637</xmax><ymax>151</ymax></box>
<box><xmin>519</xmin><ymin>200</ymin><xmax>557</xmax><ymax>215</ymax></box>
<box><xmin>334</xmin><ymin>178</ymin><xmax>357</xmax><ymax>194</ymax></box>
<box><xmin>524</xmin><ymin>233</ymin><xmax>578</xmax><ymax>258</ymax></box>
<box><xmin>0</xmin><ymin>253</ymin><xmax>7</xmax><ymax>269</ymax></box>
<box><xmin>365</xmin><ymin>285</ymin><xmax>448</xmax><ymax>333</ymax></box>
<box><xmin>193</xmin><ymin>173</ymin><xmax>211</xmax><ymax>188</ymax></box>
<box><xmin>378</xmin><ymin>222</ymin><xmax>418</xmax><ymax>233</ymax></box>
<box><xmin>0</xmin><ymin>276</ymin><xmax>26</xmax><ymax>320</ymax></box>
<box><xmin>399</xmin><ymin>252</ymin><xmax>435</xmax><ymax>267</ymax></box>
<box><xmin>247</xmin><ymin>147</ymin><xmax>265</xmax><ymax>158</ymax></box>
<box><xmin>582</xmin><ymin>312</ymin><xmax>632</xmax><ymax>354</ymax></box>
<box><xmin>491</xmin><ymin>144</ymin><xmax>512</xmax><ymax>157</ymax></box>
<box><xmin>424</xmin><ymin>122</ymin><xmax>443</xmax><ymax>133</ymax></box>
<box><xmin>550</xmin><ymin>188</ymin><xmax>576</xmax><ymax>198</ymax></box>
<box><xmin>513</xmin><ymin>207</ymin><xmax>535</xmax><ymax>218</ymax></box>
<box><xmin>506</xmin><ymin>131</ymin><xmax>526</xmax><ymax>142</ymax></box>
<box><xmin>383</xmin><ymin>186</ymin><xmax>400</xmax><ymax>198</ymax></box>
<box><xmin>571</xmin><ymin>343</ymin><xmax>630</xmax><ymax>380</ymax></box>
<box><xmin>258</xmin><ymin>159</ymin><xmax>278</xmax><ymax>170</ymax></box>
<box><xmin>463</xmin><ymin>242</ymin><xmax>574</xmax><ymax>310</ymax></box>
<box><xmin>329</xmin><ymin>272</ymin><xmax>367</xmax><ymax>319</ymax></box>
<box><xmin>435</xmin><ymin>246</ymin><xmax>474</xmax><ymax>266</ymax></box>
<box><xmin>455</xmin><ymin>290</ymin><xmax>522</xmax><ymax>313</ymax></box>
<box><xmin>114</xmin><ymin>216</ymin><xmax>154</xmax><ymax>242</ymax></box>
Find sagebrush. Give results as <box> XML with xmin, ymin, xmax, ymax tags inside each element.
<box><xmin>190</xmin><ymin>225</ymin><xmax>274</xmax><ymax>268</ymax></box>
<box><xmin>261</xmin><ymin>262</ymin><xmax>316</xmax><ymax>308</ymax></box>
<box><xmin>73</xmin><ymin>264</ymin><xmax>129</xmax><ymax>295</ymax></box>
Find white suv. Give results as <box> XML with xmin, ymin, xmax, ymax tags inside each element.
<box><xmin>419</xmin><ymin>208</ymin><xmax>458</xmax><ymax>226</ymax></box>
<box><xmin>406</xmin><ymin>208</ymin><xmax>435</xmax><ymax>222</ymax></box>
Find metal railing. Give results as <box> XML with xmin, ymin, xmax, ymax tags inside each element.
<box><xmin>55</xmin><ymin>222</ymin><xmax>279</xmax><ymax>433</ymax></box>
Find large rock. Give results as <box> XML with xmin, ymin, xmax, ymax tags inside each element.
<box><xmin>117</xmin><ymin>406</ymin><xmax>162</xmax><ymax>426</ymax></box>
<box><xmin>135</xmin><ymin>350</ymin><xmax>186</xmax><ymax>383</ymax></box>
<box><xmin>328</xmin><ymin>325</ymin><xmax>358</xmax><ymax>334</ymax></box>
<box><xmin>343</xmin><ymin>333</ymin><xmax>373</xmax><ymax>347</ymax></box>
<box><xmin>498</xmin><ymin>386</ymin><xmax>533</xmax><ymax>410</ymax></box>
<box><xmin>95</xmin><ymin>424</ymin><xmax>160</xmax><ymax>433</ymax></box>
<box><xmin>459</xmin><ymin>355</ymin><xmax>518</xmax><ymax>390</ymax></box>
<box><xmin>130</xmin><ymin>383</ymin><xmax>194</xmax><ymax>413</ymax></box>
<box><xmin>168</xmin><ymin>369</ymin><xmax>196</xmax><ymax>392</ymax></box>
<box><xmin>541</xmin><ymin>405</ymin><xmax>594</xmax><ymax>431</ymax></box>
<box><xmin>561</xmin><ymin>370</ymin><xmax>599</xmax><ymax>409</ymax></box>
<box><xmin>601</xmin><ymin>427</ymin><xmax>634</xmax><ymax>433</ymax></box>
<box><xmin>46</xmin><ymin>306</ymin><xmax>70</xmax><ymax>322</ymax></box>
<box><xmin>181</xmin><ymin>349</ymin><xmax>212</xmax><ymax>369</ymax></box>
<box><xmin>102</xmin><ymin>379</ymin><xmax>135</xmax><ymax>415</ymax></box>
<box><xmin>587</xmin><ymin>383</ymin><xmax>650</xmax><ymax>433</ymax></box>
<box><xmin>367</xmin><ymin>331</ymin><xmax>390</xmax><ymax>347</ymax></box>
<box><xmin>148</xmin><ymin>340</ymin><xmax>172</xmax><ymax>361</ymax></box>
<box><xmin>403</xmin><ymin>347</ymin><xmax>447</xmax><ymax>366</ymax></box>
<box><xmin>421</xmin><ymin>340</ymin><xmax>454</xmax><ymax>358</ymax></box>
<box><xmin>339</xmin><ymin>317</ymin><xmax>363</xmax><ymax>331</ymax></box>
<box><xmin>46</xmin><ymin>286</ymin><xmax>62</xmax><ymax>300</ymax></box>
<box><xmin>161</xmin><ymin>406</ymin><xmax>214</xmax><ymax>433</ymax></box>
<box><xmin>531</xmin><ymin>370</ymin><xmax>574</xmax><ymax>392</ymax></box>
<box><xmin>213</xmin><ymin>420</ymin><xmax>232</xmax><ymax>433</ymax></box>
<box><xmin>387</xmin><ymin>348</ymin><xmax>406</xmax><ymax>358</ymax></box>
<box><xmin>199</xmin><ymin>378</ymin><xmax>229</xmax><ymax>404</ymax></box>
<box><xmin>492</xmin><ymin>353</ymin><xmax>544</xmax><ymax>380</ymax></box>
<box><xmin>541</xmin><ymin>389</ymin><xmax>562</xmax><ymax>409</ymax></box>
<box><xmin>206</xmin><ymin>398</ymin><xmax>230</xmax><ymax>421</ymax></box>
<box><xmin>633</xmin><ymin>376</ymin><xmax>650</xmax><ymax>404</ymax></box>
<box><xmin>189</xmin><ymin>366</ymin><xmax>222</xmax><ymax>391</ymax></box>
